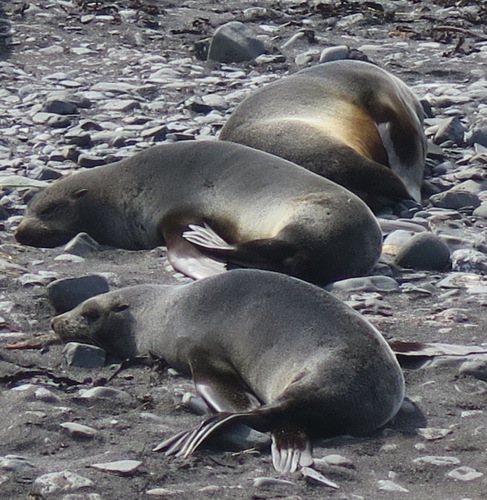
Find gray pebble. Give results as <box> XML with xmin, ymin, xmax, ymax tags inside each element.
<box><xmin>451</xmin><ymin>249</ymin><xmax>487</xmax><ymax>274</ymax></box>
<box><xmin>473</xmin><ymin>203</ymin><xmax>487</xmax><ymax>219</ymax></box>
<box><xmin>430</xmin><ymin>190</ymin><xmax>481</xmax><ymax>210</ymax></box>
<box><xmin>459</xmin><ymin>355</ymin><xmax>487</xmax><ymax>381</ymax></box>
<box><xmin>327</xmin><ymin>276</ymin><xmax>400</xmax><ymax>293</ymax></box>
<box><xmin>60</xmin><ymin>422</ymin><xmax>99</xmax><ymax>438</ymax></box>
<box><xmin>42</xmin><ymin>99</ymin><xmax>78</xmax><ymax>116</ymax></box>
<box><xmin>447</xmin><ymin>466</ymin><xmax>484</xmax><ymax>481</ymax></box>
<box><xmin>319</xmin><ymin>45</ymin><xmax>350</xmax><ymax>63</ymax></box>
<box><xmin>62</xmin><ymin>342</ymin><xmax>107</xmax><ymax>368</ymax></box>
<box><xmin>413</xmin><ymin>456</ymin><xmax>460</xmax><ymax>466</ymax></box>
<box><xmin>77</xmin><ymin>153</ymin><xmax>106</xmax><ymax>168</ymax></box>
<box><xmin>377</xmin><ymin>479</ymin><xmax>409</xmax><ymax>493</ymax></box>
<box><xmin>417</xmin><ymin>427</ymin><xmax>452</xmax><ymax>441</ymax></box>
<box><xmin>0</xmin><ymin>455</ymin><xmax>36</xmax><ymax>473</ymax></box>
<box><xmin>64</xmin><ymin>232</ymin><xmax>103</xmax><ymax>256</ymax></box>
<box><xmin>253</xmin><ymin>477</ymin><xmax>296</xmax><ymax>488</ymax></box>
<box><xmin>80</xmin><ymin>387</ymin><xmax>131</xmax><ymax>400</ymax></box>
<box><xmin>395</xmin><ymin>232</ymin><xmax>451</xmax><ymax>271</ymax></box>
<box><xmin>90</xmin><ymin>460</ymin><xmax>142</xmax><ymax>475</ymax></box>
<box><xmin>208</xmin><ymin>21</ymin><xmax>265</xmax><ymax>63</ymax></box>
<box><xmin>33</xmin><ymin>471</ymin><xmax>94</xmax><ymax>496</ymax></box>
<box><xmin>433</xmin><ymin>117</ymin><xmax>465</xmax><ymax>145</ymax></box>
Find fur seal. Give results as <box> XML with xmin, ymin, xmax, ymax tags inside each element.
<box><xmin>51</xmin><ymin>269</ymin><xmax>405</xmax><ymax>473</ymax></box>
<box><xmin>15</xmin><ymin>140</ymin><xmax>381</xmax><ymax>285</ymax></box>
<box><xmin>220</xmin><ymin>60</ymin><xmax>427</xmax><ymax>211</ymax></box>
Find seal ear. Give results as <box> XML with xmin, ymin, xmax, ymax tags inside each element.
<box><xmin>112</xmin><ymin>302</ymin><xmax>129</xmax><ymax>313</ymax></box>
<box><xmin>73</xmin><ymin>188</ymin><xmax>88</xmax><ymax>199</ymax></box>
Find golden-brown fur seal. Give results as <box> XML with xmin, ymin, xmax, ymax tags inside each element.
<box><xmin>51</xmin><ymin>269</ymin><xmax>405</xmax><ymax>473</ymax></box>
<box><xmin>220</xmin><ymin>60</ymin><xmax>427</xmax><ymax>211</ymax></box>
<box><xmin>15</xmin><ymin>141</ymin><xmax>381</xmax><ymax>285</ymax></box>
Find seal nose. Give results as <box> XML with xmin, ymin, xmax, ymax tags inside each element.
<box><xmin>51</xmin><ymin>316</ymin><xmax>59</xmax><ymax>331</ymax></box>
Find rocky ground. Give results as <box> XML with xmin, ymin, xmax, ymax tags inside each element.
<box><xmin>0</xmin><ymin>0</ymin><xmax>487</xmax><ymax>498</ymax></box>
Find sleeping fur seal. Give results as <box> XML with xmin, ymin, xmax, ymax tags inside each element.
<box><xmin>51</xmin><ymin>269</ymin><xmax>405</xmax><ymax>473</ymax></box>
<box><xmin>15</xmin><ymin>140</ymin><xmax>381</xmax><ymax>285</ymax></box>
<box><xmin>220</xmin><ymin>60</ymin><xmax>427</xmax><ymax>211</ymax></box>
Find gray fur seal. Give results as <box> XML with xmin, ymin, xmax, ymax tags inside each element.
<box><xmin>51</xmin><ymin>269</ymin><xmax>405</xmax><ymax>473</ymax></box>
<box><xmin>15</xmin><ymin>140</ymin><xmax>381</xmax><ymax>285</ymax></box>
<box><xmin>220</xmin><ymin>60</ymin><xmax>427</xmax><ymax>211</ymax></box>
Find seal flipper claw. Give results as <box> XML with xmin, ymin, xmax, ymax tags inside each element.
<box><xmin>183</xmin><ymin>223</ymin><xmax>235</xmax><ymax>251</ymax></box>
<box><xmin>271</xmin><ymin>429</ymin><xmax>313</xmax><ymax>474</ymax></box>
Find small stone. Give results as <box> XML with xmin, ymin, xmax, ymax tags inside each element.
<box><xmin>146</xmin><ymin>488</ymin><xmax>184</xmax><ymax>496</ymax></box>
<box><xmin>253</xmin><ymin>477</ymin><xmax>296</xmax><ymax>488</ymax></box>
<box><xmin>208</xmin><ymin>21</ymin><xmax>265</xmax><ymax>63</ymax></box>
<box><xmin>60</xmin><ymin>422</ymin><xmax>99</xmax><ymax>438</ymax></box>
<box><xmin>321</xmin><ymin>454</ymin><xmax>354</xmax><ymax>468</ymax></box>
<box><xmin>430</xmin><ymin>189</ymin><xmax>481</xmax><ymax>210</ymax></box>
<box><xmin>101</xmin><ymin>99</ymin><xmax>141</xmax><ymax>112</ymax></box>
<box><xmin>473</xmin><ymin>203</ymin><xmax>487</xmax><ymax>219</ymax></box>
<box><xmin>319</xmin><ymin>45</ymin><xmax>350</xmax><ymax>63</ymax></box>
<box><xmin>90</xmin><ymin>460</ymin><xmax>142</xmax><ymax>475</ymax></box>
<box><xmin>301</xmin><ymin>466</ymin><xmax>339</xmax><ymax>488</ymax></box>
<box><xmin>447</xmin><ymin>466</ymin><xmax>484</xmax><ymax>481</ymax></box>
<box><xmin>377</xmin><ymin>479</ymin><xmax>409</xmax><ymax>493</ymax></box>
<box><xmin>47</xmin><ymin>274</ymin><xmax>109</xmax><ymax>314</ymax></box>
<box><xmin>64</xmin><ymin>232</ymin><xmax>103</xmax><ymax>256</ymax></box>
<box><xmin>433</xmin><ymin>117</ymin><xmax>465</xmax><ymax>145</ymax></box>
<box><xmin>328</xmin><ymin>276</ymin><xmax>400</xmax><ymax>293</ymax></box>
<box><xmin>395</xmin><ymin>232</ymin><xmax>450</xmax><ymax>271</ymax></box>
<box><xmin>80</xmin><ymin>387</ymin><xmax>131</xmax><ymax>400</ymax></box>
<box><xmin>54</xmin><ymin>254</ymin><xmax>85</xmax><ymax>263</ymax></box>
<box><xmin>418</xmin><ymin>427</ymin><xmax>452</xmax><ymax>441</ymax></box>
<box><xmin>451</xmin><ymin>249</ymin><xmax>487</xmax><ymax>274</ymax></box>
<box><xmin>413</xmin><ymin>456</ymin><xmax>461</xmax><ymax>466</ymax></box>
<box><xmin>0</xmin><ymin>455</ymin><xmax>36</xmax><ymax>473</ymax></box>
<box><xmin>77</xmin><ymin>154</ymin><xmax>106</xmax><ymax>168</ymax></box>
<box><xmin>62</xmin><ymin>342</ymin><xmax>107</xmax><ymax>368</ymax></box>
<box><xmin>35</xmin><ymin>387</ymin><xmax>61</xmax><ymax>404</ymax></box>
<box><xmin>33</xmin><ymin>471</ymin><xmax>94</xmax><ymax>496</ymax></box>
<box><xmin>32</xmin><ymin>112</ymin><xmax>71</xmax><ymax>128</ymax></box>
<box><xmin>459</xmin><ymin>355</ymin><xmax>487</xmax><ymax>381</ymax></box>
<box><xmin>42</xmin><ymin>99</ymin><xmax>78</xmax><ymax>115</ymax></box>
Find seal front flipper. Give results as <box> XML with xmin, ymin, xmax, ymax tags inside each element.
<box><xmin>271</xmin><ymin>428</ymin><xmax>313</xmax><ymax>473</ymax></box>
<box><xmin>165</xmin><ymin>235</ymin><xmax>227</xmax><ymax>280</ymax></box>
<box><xmin>188</xmin><ymin>347</ymin><xmax>262</xmax><ymax>412</ymax></box>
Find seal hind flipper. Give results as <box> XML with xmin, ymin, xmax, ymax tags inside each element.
<box><xmin>188</xmin><ymin>347</ymin><xmax>262</xmax><ymax>412</ymax></box>
<box><xmin>271</xmin><ymin>428</ymin><xmax>313</xmax><ymax>473</ymax></box>
<box><xmin>183</xmin><ymin>223</ymin><xmax>235</xmax><ymax>251</ymax></box>
<box><xmin>183</xmin><ymin>223</ymin><xmax>297</xmax><ymax>275</ymax></box>
<box><xmin>153</xmin><ymin>412</ymin><xmax>261</xmax><ymax>458</ymax></box>
<box><xmin>165</xmin><ymin>236</ymin><xmax>227</xmax><ymax>280</ymax></box>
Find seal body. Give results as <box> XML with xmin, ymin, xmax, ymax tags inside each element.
<box><xmin>220</xmin><ymin>60</ymin><xmax>427</xmax><ymax>211</ymax></box>
<box><xmin>15</xmin><ymin>141</ymin><xmax>381</xmax><ymax>285</ymax></box>
<box><xmin>52</xmin><ymin>269</ymin><xmax>405</xmax><ymax>473</ymax></box>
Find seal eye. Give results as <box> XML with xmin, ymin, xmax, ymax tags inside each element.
<box><xmin>112</xmin><ymin>303</ymin><xmax>129</xmax><ymax>313</ymax></box>
<box><xmin>82</xmin><ymin>309</ymin><xmax>101</xmax><ymax>321</ymax></box>
<box><xmin>38</xmin><ymin>202</ymin><xmax>68</xmax><ymax>218</ymax></box>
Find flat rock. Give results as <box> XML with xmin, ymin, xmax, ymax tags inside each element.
<box><xmin>47</xmin><ymin>274</ymin><xmax>110</xmax><ymax>314</ymax></box>
<box><xmin>62</xmin><ymin>342</ymin><xmax>107</xmax><ymax>368</ymax></box>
